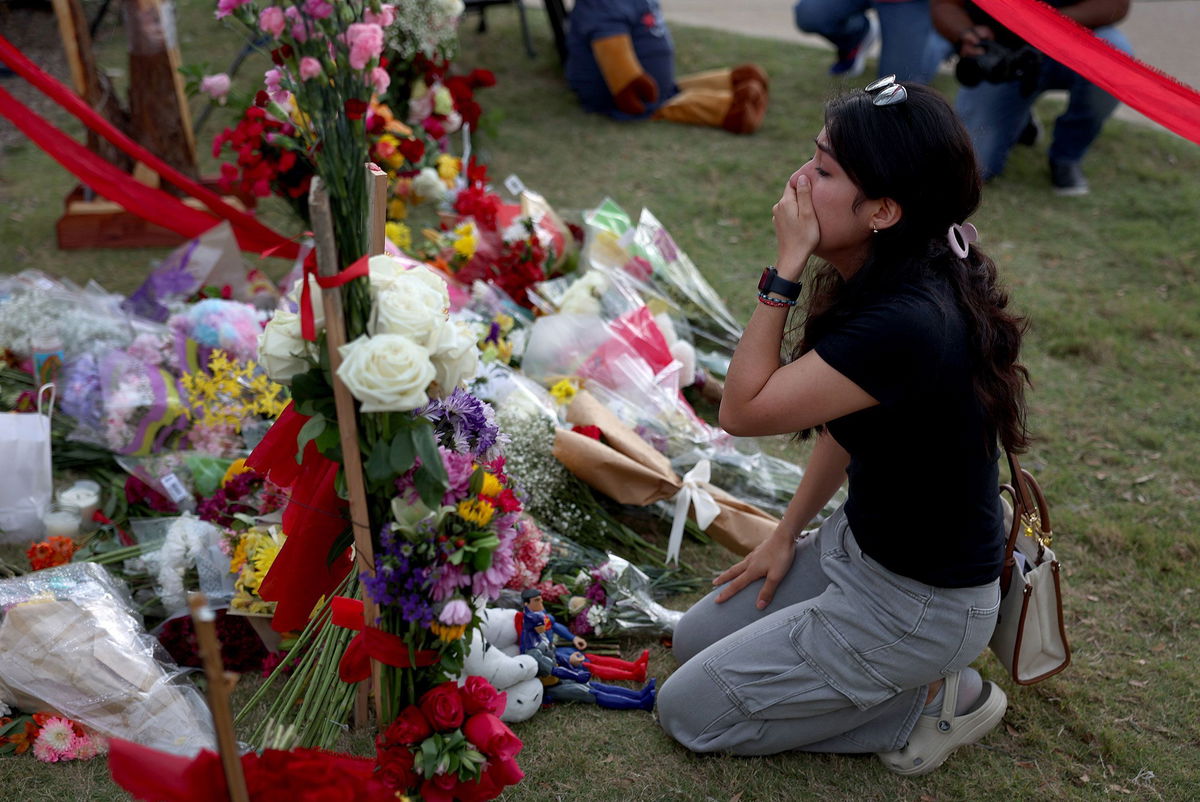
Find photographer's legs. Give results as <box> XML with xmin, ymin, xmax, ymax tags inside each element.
<box><xmin>794</xmin><ymin>0</ymin><xmax>875</xmax><ymax>76</ymax></box>
<box><xmin>954</xmin><ymin>80</ymin><xmax>1037</xmax><ymax>179</ymax></box>
<box><xmin>872</xmin><ymin>0</ymin><xmax>946</xmax><ymax>83</ymax></box>
<box><xmin>1044</xmin><ymin>26</ymin><xmax>1131</xmax><ymax>167</ymax></box>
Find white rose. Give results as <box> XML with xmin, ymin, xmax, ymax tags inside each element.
<box><xmin>256</xmin><ymin>310</ymin><xmax>310</xmax><ymax>384</ymax></box>
<box><xmin>559</xmin><ymin>271</ymin><xmax>609</xmax><ymax>316</ymax></box>
<box><xmin>429</xmin><ymin>320</ymin><xmax>479</xmax><ymax>395</ymax></box>
<box><xmin>337</xmin><ymin>334</ymin><xmax>436</xmax><ymax>412</ymax></box>
<box><xmin>372</xmin><ymin>285</ymin><xmax>447</xmax><ymax>350</ymax></box>
<box><xmin>412</xmin><ymin>167</ymin><xmax>447</xmax><ymax>203</ymax></box>
<box><xmin>368</xmin><ymin>255</ymin><xmax>450</xmax><ymax>304</ymax></box>
<box><xmin>286</xmin><ymin>275</ymin><xmax>324</xmax><ymax>331</ymax></box>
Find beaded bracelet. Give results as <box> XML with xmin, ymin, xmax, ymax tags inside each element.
<box><xmin>758</xmin><ymin>291</ymin><xmax>797</xmax><ymax>308</ymax></box>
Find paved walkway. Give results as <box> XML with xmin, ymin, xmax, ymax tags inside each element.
<box><xmin>660</xmin><ymin>0</ymin><xmax>1200</xmax><ymax>131</ymax></box>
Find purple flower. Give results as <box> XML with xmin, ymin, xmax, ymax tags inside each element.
<box><xmin>362</xmin><ymin>524</ymin><xmax>434</xmax><ymax>625</ymax></box>
<box><xmin>439</xmin><ymin>598</ymin><xmax>472</xmax><ymax>626</ymax></box>
<box><xmin>421</xmin><ymin>388</ymin><xmax>507</xmax><ymax>459</ymax></box>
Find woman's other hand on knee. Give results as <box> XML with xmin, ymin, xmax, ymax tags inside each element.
<box><xmin>714</xmin><ymin>534</ymin><xmax>797</xmax><ymax>609</ymax></box>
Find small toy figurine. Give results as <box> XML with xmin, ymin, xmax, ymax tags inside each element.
<box><xmin>519</xmin><ymin>588</ymin><xmax>656</xmax><ymax>711</ymax></box>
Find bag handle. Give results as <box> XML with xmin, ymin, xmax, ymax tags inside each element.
<box><xmin>999</xmin><ymin>449</ymin><xmax>1054</xmax><ymax>591</ymax></box>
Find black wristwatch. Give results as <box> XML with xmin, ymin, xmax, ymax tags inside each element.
<box><xmin>758</xmin><ymin>266</ymin><xmax>803</xmax><ymax>300</ymax></box>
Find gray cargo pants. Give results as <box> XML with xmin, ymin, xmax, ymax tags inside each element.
<box><xmin>657</xmin><ymin>506</ymin><xmax>1000</xmax><ymax>755</ymax></box>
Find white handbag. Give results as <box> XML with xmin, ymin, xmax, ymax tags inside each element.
<box><xmin>0</xmin><ymin>384</ymin><xmax>55</xmax><ymax>543</ymax></box>
<box><xmin>990</xmin><ymin>451</ymin><xmax>1071</xmax><ymax>685</ymax></box>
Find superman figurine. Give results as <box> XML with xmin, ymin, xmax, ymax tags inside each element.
<box><xmin>519</xmin><ymin>587</ymin><xmax>655</xmax><ymax>711</ymax></box>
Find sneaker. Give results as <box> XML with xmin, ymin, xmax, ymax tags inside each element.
<box><xmin>1050</xmin><ymin>159</ymin><xmax>1090</xmax><ymax>196</ymax></box>
<box><xmin>876</xmin><ymin>672</ymin><xmax>1008</xmax><ymax>776</ymax></box>
<box><xmin>829</xmin><ymin>14</ymin><xmax>879</xmax><ymax>78</ymax></box>
<box><xmin>1016</xmin><ymin>114</ymin><xmax>1043</xmax><ymax>147</ymax></box>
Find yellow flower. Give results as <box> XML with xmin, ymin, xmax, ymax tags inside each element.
<box><xmin>453</xmin><ymin>222</ymin><xmax>477</xmax><ymax>260</ymax></box>
<box><xmin>229</xmin><ymin>540</ymin><xmax>248</xmax><ymax>575</ymax></box>
<box><xmin>387</xmin><ymin>197</ymin><xmax>408</xmax><ymax>220</ymax></box>
<box><xmin>457</xmin><ymin>497</ymin><xmax>496</xmax><ymax>526</ymax></box>
<box><xmin>479</xmin><ymin>471</ymin><xmax>504</xmax><ymax>498</ymax></box>
<box><xmin>495</xmin><ymin>313</ymin><xmax>514</xmax><ymax>334</ymax></box>
<box><xmin>223</xmin><ymin>458</ymin><xmax>250</xmax><ymax>487</ymax></box>
<box><xmin>386</xmin><ymin>221</ymin><xmax>413</xmax><ymax>251</ymax></box>
<box><xmin>429</xmin><ymin>621</ymin><xmax>468</xmax><ymax>643</ymax></box>
<box><xmin>436</xmin><ymin>153</ymin><xmax>461</xmax><ymax>182</ymax></box>
<box><xmin>549</xmin><ymin>378</ymin><xmax>578</xmax><ymax>406</ymax></box>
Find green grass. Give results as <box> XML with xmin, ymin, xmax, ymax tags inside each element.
<box><xmin>3</xmin><ymin>2</ymin><xmax>1200</xmax><ymax>800</ymax></box>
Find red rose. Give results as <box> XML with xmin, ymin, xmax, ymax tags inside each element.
<box><xmin>374</xmin><ymin>741</ymin><xmax>418</xmax><ymax>791</ymax></box>
<box><xmin>463</xmin><ymin>713</ymin><xmax>522</xmax><ymax>762</ymax></box>
<box><xmin>570</xmin><ymin>425</ymin><xmax>603</xmax><ymax>441</ymax></box>
<box><xmin>456</xmin><ymin>773</ymin><xmax>502</xmax><ymax>802</ymax></box>
<box><xmin>420</xmin><ymin>772</ymin><xmax>459</xmax><ymax>802</ymax></box>
<box><xmin>419</xmin><ymin>681</ymin><xmax>465</xmax><ymax>731</ymax></box>
<box><xmin>461</xmin><ymin>676</ymin><xmax>506</xmax><ymax>717</ymax></box>
<box><xmin>344</xmin><ymin>98</ymin><xmax>368</xmax><ymax>120</ymax></box>
<box><xmin>482</xmin><ymin>755</ymin><xmax>525</xmax><ymax>789</ymax></box>
<box><xmin>381</xmin><ymin>705</ymin><xmax>431</xmax><ymax>746</ymax></box>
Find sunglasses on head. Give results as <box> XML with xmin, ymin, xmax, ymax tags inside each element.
<box><xmin>865</xmin><ymin>74</ymin><xmax>907</xmax><ymax>106</ymax></box>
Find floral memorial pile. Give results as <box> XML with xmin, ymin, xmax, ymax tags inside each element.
<box><xmin>0</xmin><ymin>0</ymin><xmax>841</xmax><ymax>797</ymax></box>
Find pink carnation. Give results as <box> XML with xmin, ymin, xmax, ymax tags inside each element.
<box><xmin>258</xmin><ymin>5</ymin><xmax>286</xmax><ymax>38</ymax></box>
<box><xmin>299</xmin><ymin>57</ymin><xmax>323</xmax><ymax>81</ymax></box>
<box><xmin>369</xmin><ymin>66</ymin><xmax>390</xmax><ymax>95</ymax></box>
<box><xmin>363</xmin><ymin>3</ymin><xmax>395</xmax><ymax>27</ymax></box>
<box><xmin>284</xmin><ymin>6</ymin><xmax>310</xmax><ymax>42</ymax></box>
<box><xmin>214</xmin><ymin>0</ymin><xmax>250</xmax><ymax>19</ymax></box>
<box><xmin>199</xmin><ymin>73</ymin><xmax>231</xmax><ymax>101</ymax></box>
<box><xmin>303</xmin><ymin>0</ymin><xmax>333</xmax><ymax>19</ymax></box>
<box><xmin>345</xmin><ymin>23</ymin><xmax>384</xmax><ymax>70</ymax></box>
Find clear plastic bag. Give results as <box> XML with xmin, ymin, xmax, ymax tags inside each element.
<box><xmin>0</xmin><ymin>562</ymin><xmax>217</xmax><ymax>755</ymax></box>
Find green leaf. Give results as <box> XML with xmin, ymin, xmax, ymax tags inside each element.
<box><xmin>413</xmin><ymin>424</ymin><xmax>448</xmax><ymax>484</ymax></box>
<box><xmin>314</xmin><ymin>423</ymin><xmax>343</xmax><ymax>461</ymax></box>
<box><xmin>468</xmin><ymin>466</ymin><xmax>485</xmax><ymax>496</ymax></box>
<box><xmin>389</xmin><ymin>429</ymin><xmax>416</xmax><ymax>475</ymax></box>
<box><xmin>295</xmin><ymin>414</ymin><xmax>326</xmax><ymax>460</ymax></box>
<box><xmin>365</xmin><ymin>441</ymin><xmax>392</xmax><ymax>484</ymax></box>
<box><xmin>472</xmin><ymin>548</ymin><xmax>494</xmax><ymax>572</ymax></box>
<box><xmin>414</xmin><ymin>468</ymin><xmax>446</xmax><ymax>510</ymax></box>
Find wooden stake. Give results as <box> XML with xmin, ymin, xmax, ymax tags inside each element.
<box><xmin>309</xmin><ymin>177</ymin><xmax>384</xmax><ymax>725</ymax></box>
<box><xmin>350</xmin><ymin>162</ymin><xmax>390</xmax><ymax>729</ymax></box>
<box><xmin>366</xmin><ymin>162</ymin><xmax>389</xmax><ymax>257</ymax></box>
<box><xmin>188</xmin><ymin>593</ymin><xmax>249</xmax><ymax>802</ymax></box>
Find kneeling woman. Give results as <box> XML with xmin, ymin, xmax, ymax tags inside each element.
<box><xmin>656</xmin><ymin>80</ymin><xmax>1029</xmax><ymax>775</ymax></box>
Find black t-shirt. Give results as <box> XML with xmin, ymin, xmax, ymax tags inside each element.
<box><xmin>814</xmin><ymin>278</ymin><xmax>1004</xmax><ymax>588</ymax></box>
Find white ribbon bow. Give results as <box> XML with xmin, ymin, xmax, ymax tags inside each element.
<box><xmin>667</xmin><ymin>459</ymin><xmax>721</xmax><ymax>565</ymax></box>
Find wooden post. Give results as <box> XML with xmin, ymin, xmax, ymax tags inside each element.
<box><xmin>188</xmin><ymin>593</ymin><xmax>250</xmax><ymax>802</ymax></box>
<box><xmin>308</xmin><ymin>176</ymin><xmax>385</xmax><ymax>725</ymax></box>
<box><xmin>366</xmin><ymin>162</ymin><xmax>389</xmax><ymax>257</ymax></box>
<box><xmin>123</xmin><ymin>0</ymin><xmax>198</xmax><ymax>177</ymax></box>
<box><xmin>351</xmin><ymin>162</ymin><xmax>389</xmax><ymax>729</ymax></box>
<box><xmin>50</xmin><ymin>0</ymin><xmax>133</xmax><ymax>172</ymax></box>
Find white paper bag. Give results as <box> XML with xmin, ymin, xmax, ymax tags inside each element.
<box><xmin>0</xmin><ymin>385</ymin><xmax>54</xmax><ymax>543</ymax></box>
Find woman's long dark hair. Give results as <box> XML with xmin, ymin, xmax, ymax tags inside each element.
<box><xmin>793</xmin><ymin>83</ymin><xmax>1030</xmax><ymax>453</ymax></box>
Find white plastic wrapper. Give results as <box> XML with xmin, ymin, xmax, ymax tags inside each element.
<box><xmin>595</xmin><ymin>553</ymin><xmax>683</xmax><ymax>638</ymax></box>
<box><xmin>0</xmin><ymin>563</ymin><xmax>217</xmax><ymax>755</ymax></box>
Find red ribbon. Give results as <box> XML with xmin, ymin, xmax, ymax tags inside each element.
<box><xmin>973</xmin><ymin>0</ymin><xmax>1200</xmax><ymax>145</ymax></box>
<box><xmin>330</xmin><ymin>596</ymin><xmax>440</xmax><ymax>683</ymax></box>
<box><xmin>0</xmin><ymin>34</ymin><xmax>300</xmax><ymax>258</ymax></box>
<box><xmin>299</xmin><ymin>253</ymin><xmax>371</xmax><ymax>342</ymax></box>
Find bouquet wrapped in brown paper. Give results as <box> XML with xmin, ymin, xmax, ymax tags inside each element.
<box><xmin>552</xmin><ymin>390</ymin><xmax>778</xmax><ymax>562</ymax></box>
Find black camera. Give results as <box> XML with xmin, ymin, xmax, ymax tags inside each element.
<box><xmin>955</xmin><ymin>39</ymin><xmax>1042</xmax><ymax>96</ymax></box>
